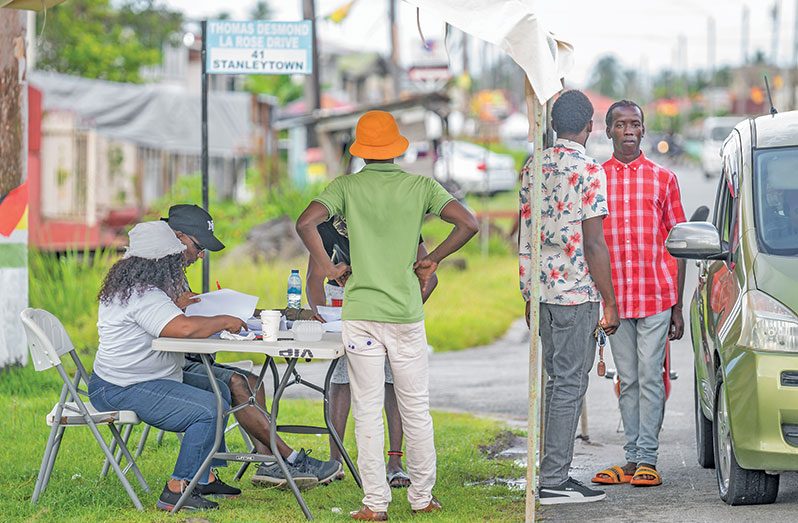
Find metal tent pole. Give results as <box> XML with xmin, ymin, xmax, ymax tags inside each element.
<box><xmin>524</xmin><ymin>78</ymin><xmax>545</xmax><ymax>523</ymax></box>
<box><xmin>201</xmin><ymin>20</ymin><xmax>210</xmax><ymax>294</ymax></box>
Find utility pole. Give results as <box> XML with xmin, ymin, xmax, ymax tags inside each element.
<box><xmin>708</xmin><ymin>16</ymin><xmax>717</xmax><ymax>116</ymax></box>
<box><xmin>791</xmin><ymin>0</ymin><xmax>798</xmax><ymax>108</ymax></box>
<box><xmin>389</xmin><ymin>0</ymin><xmax>401</xmax><ymax>98</ymax></box>
<box><xmin>772</xmin><ymin>1</ymin><xmax>781</xmax><ymax>65</ymax></box>
<box><xmin>461</xmin><ymin>29</ymin><xmax>469</xmax><ymax>78</ymax></box>
<box><xmin>302</xmin><ymin>0</ymin><xmax>321</xmax><ymax>146</ymax></box>
<box><xmin>742</xmin><ymin>5</ymin><xmax>750</xmax><ymax>65</ymax></box>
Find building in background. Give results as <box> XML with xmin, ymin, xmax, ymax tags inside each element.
<box><xmin>27</xmin><ymin>71</ymin><xmax>267</xmax><ymax>251</ymax></box>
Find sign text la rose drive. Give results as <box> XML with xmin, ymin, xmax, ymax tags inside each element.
<box><xmin>205</xmin><ymin>20</ymin><xmax>313</xmax><ymax>75</ymax></box>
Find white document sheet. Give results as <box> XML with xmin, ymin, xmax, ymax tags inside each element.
<box><xmin>316</xmin><ymin>306</ymin><xmax>342</xmax><ymax>323</ymax></box>
<box><xmin>185</xmin><ymin>289</ymin><xmax>259</xmax><ymax>322</ymax></box>
<box><xmin>322</xmin><ymin>320</ymin><xmax>342</xmax><ymax>333</ymax></box>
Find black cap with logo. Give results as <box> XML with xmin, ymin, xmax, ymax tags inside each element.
<box><xmin>161</xmin><ymin>204</ymin><xmax>225</xmax><ymax>252</ymax></box>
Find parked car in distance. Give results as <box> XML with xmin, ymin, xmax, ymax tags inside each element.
<box><xmin>701</xmin><ymin>116</ymin><xmax>743</xmax><ymax>179</ymax></box>
<box><xmin>666</xmin><ymin>111</ymin><xmax>798</xmax><ymax>506</ymax></box>
<box><xmin>433</xmin><ymin>140</ymin><xmax>517</xmax><ymax>195</ymax></box>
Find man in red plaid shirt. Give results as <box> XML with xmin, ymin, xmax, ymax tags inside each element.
<box><xmin>591</xmin><ymin>101</ymin><xmax>686</xmax><ymax>488</ymax></box>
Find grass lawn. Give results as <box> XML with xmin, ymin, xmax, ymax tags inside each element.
<box><xmin>0</xmin><ymin>365</ymin><xmax>524</xmax><ymax>522</ymax></box>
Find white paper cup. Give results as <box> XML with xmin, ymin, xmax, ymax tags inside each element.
<box><xmin>260</xmin><ymin>310</ymin><xmax>282</xmax><ymax>342</ymax></box>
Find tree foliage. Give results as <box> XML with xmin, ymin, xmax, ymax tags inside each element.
<box><xmin>250</xmin><ymin>1</ymin><xmax>273</xmax><ymax>20</ymax></box>
<box><xmin>35</xmin><ymin>0</ymin><xmax>182</xmax><ymax>83</ymax></box>
<box><xmin>589</xmin><ymin>55</ymin><xmax>625</xmax><ymax>99</ymax></box>
<box><xmin>245</xmin><ymin>75</ymin><xmax>304</xmax><ymax>105</ymax></box>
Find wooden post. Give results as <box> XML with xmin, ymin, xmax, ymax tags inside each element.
<box><xmin>0</xmin><ymin>9</ymin><xmax>29</xmax><ymax>369</ymax></box>
<box><xmin>524</xmin><ymin>78</ymin><xmax>545</xmax><ymax>522</ymax></box>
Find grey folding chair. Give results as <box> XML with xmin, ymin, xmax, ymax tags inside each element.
<box><xmin>20</xmin><ymin>308</ymin><xmax>150</xmax><ymax>511</ymax></box>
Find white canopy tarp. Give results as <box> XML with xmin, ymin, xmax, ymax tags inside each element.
<box><xmin>406</xmin><ymin>0</ymin><xmax>573</xmax><ymax>104</ymax></box>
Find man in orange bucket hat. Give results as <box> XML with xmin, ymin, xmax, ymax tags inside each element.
<box><xmin>297</xmin><ymin>111</ymin><xmax>479</xmax><ymax>520</ymax></box>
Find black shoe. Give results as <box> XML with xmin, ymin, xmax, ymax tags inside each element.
<box><xmin>292</xmin><ymin>449</ymin><xmax>343</xmax><ymax>484</ymax></box>
<box><xmin>156</xmin><ymin>482</ymin><xmax>219</xmax><ymax>511</ymax></box>
<box><xmin>197</xmin><ymin>470</ymin><xmax>241</xmax><ymax>498</ymax></box>
<box><xmin>252</xmin><ymin>459</ymin><xmax>318</xmax><ymax>489</ymax></box>
<box><xmin>538</xmin><ymin>477</ymin><xmax>606</xmax><ymax>505</ymax></box>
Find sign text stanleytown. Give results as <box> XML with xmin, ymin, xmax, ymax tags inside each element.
<box><xmin>205</xmin><ymin>20</ymin><xmax>313</xmax><ymax>75</ymax></box>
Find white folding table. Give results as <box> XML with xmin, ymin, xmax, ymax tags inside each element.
<box><xmin>151</xmin><ymin>332</ymin><xmax>361</xmax><ymax>519</ymax></box>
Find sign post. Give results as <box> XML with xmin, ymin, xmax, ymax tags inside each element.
<box><xmin>200</xmin><ymin>20</ymin><xmax>313</xmax><ymax>292</ymax></box>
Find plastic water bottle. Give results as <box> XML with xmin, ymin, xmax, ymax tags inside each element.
<box><xmin>287</xmin><ymin>269</ymin><xmax>302</xmax><ymax>309</ymax></box>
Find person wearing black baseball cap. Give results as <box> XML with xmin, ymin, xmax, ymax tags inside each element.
<box><xmin>162</xmin><ymin>204</ymin><xmax>342</xmax><ymax>488</ymax></box>
<box><xmin>162</xmin><ymin>204</ymin><xmax>225</xmax><ymax>263</ymax></box>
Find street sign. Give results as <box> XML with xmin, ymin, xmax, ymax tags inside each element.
<box><xmin>205</xmin><ymin>20</ymin><xmax>313</xmax><ymax>75</ymax></box>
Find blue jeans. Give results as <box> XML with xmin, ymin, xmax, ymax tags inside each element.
<box><xmin>89</xmin><ymin>370</ymin><xmax>231</xmax><ymax>483</ymax></box>
<box><xmin>611</xmin><ymin>309</ymin><xmax>671</xmax><ymax>467</ymax></box>
<box><xmin>183</xmin><ymin>360</ymin><xmax>247</xmax><ymax>386</ymax></box>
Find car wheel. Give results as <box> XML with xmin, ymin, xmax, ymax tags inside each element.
<box><xmin>713</xmin><ymin>367</ymin><xmax>779</xmax><ymax>505</ymax></box>
<box><xmin>695</xmin><ymin>368</ymin><xmax>715</xmax><ymax>468</ymax></box>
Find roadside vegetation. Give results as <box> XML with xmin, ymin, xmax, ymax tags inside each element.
<box><xmin>28</xmin><ymin>173</ymin><xmax>522</xmax><ymax>360</ymax></box>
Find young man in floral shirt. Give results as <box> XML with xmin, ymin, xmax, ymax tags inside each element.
<box><xmin>519</xmin><ymin>89</ymin><xmax>619</xmax><ymax>504</ymax></box>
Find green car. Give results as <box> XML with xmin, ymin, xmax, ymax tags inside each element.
<box><xmin>666</xmin><ymin>112</ymin><xmax>798</xmax><ymax>505</ymax></box>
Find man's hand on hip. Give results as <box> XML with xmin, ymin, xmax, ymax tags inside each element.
<box><xmin>326</xmin><ymin>262</ymin><xmax>351</xmax><ymax>286</ymax></box>
<box><xmin>413</xmin><ymin>257</ymin><xmax>438</xmax><ymax>294</ymax></box>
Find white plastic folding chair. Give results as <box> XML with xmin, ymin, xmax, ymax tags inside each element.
<box><xmin>20</xmin><ymin>308</ymin><xmax>150</xmax><ymax>511</ymax></box>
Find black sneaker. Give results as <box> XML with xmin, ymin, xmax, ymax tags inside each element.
<box><xmin>538</xmin><ymin>477</ymin><xmax>606</xmax><ymax>505</ymax></box>
<box><xmin>252</xmin><ymin>459</ymin><xmax>318</xmax><ymax>489</ymax></box>
<box><xmin>197</xmin><ymin>469</ymin><xmax>241</xmax><ymax>498</ymax></box>
<box><xmin>292</xmin><ymin>449</ymin><xmax>343</xmax><ymax>484</ymax></box>
<box><xmin>156</xmin><ymin>482</ymin><xmax>219</xmax><ymax>511</ymax></box>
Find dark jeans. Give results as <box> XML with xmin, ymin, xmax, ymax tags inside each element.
<box><xmin>89</xmin><ymin>370</ymin><xmax>231</xmax><ymax>483</ymax></box>
<box><xmin>539</xmin><ymin>301</ymin><xmax>599</xmax><ymax>487</ymax></box>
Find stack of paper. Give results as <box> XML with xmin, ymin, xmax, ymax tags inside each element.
<box><xmin>185</xmin><ymin>289</ymin><xmax>259</xmax><ymax>322</ymax></box>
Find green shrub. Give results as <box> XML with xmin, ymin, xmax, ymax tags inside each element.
<box><xmin>146</xmin><ymin>173</ymin><xmax>325</xmax><ymax>250</ymax></box>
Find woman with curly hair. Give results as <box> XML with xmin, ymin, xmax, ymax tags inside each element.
<box><xmin>87</xmin><ymin>221</ymin><xmax>246</xmax><ymax>511</ymax></box>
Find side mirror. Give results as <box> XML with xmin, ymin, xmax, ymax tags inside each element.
<box><xmin>689</xmin><ymin>205</ymin><xmax>710</xmax><ymax>222</ymax></box>
<box><xmin>666</xmin><ymin>222</ymin><xmax>725</xmax><ymax>259</ymax></box>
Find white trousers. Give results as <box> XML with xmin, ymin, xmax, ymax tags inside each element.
<box><xmin>342</xmin><ymin>319</ymin><xmax>436</xmax><ymax>512</ymax></box>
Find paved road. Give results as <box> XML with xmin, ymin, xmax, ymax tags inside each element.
<box><xmin>276</xmin><ymin>160</ymin><xmax>798</xmax><ymax>520</ymax></box>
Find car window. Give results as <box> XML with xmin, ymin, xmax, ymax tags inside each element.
<box><xmin>710</xmin><ymin>126</ymin><xmax>734</xmax><ymax>141</ymax></box>
<box><xmin>715</xmin><ymin>177</ymin><xmax>732</xmax><ymax>248</ymax></box>
<box><xmin>754</xmin><ymin>146</ymin><xmax>798</xmax><ymax>255</ymax></box>
<box><xmin>725</xmin><ymin>133</ymin><xmax>742</xmax><ymax>258</ymax></box>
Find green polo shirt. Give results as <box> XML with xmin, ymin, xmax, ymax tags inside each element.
<box><xmin>313</xmin><ymin>163</ymin><xmax>454</xmax><ymax>323</ymax></box>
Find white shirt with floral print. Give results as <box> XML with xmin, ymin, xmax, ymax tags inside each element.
<box><xmin>518</xmin><ymin>138</ymin><xmax>609</xmax><ymax>305</ymax></box>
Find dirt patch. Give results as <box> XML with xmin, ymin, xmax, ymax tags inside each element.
<box><xmin>479</xmin><ymin>429</ymin><xmax>526</xmax><ymax>460</ymax></box>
